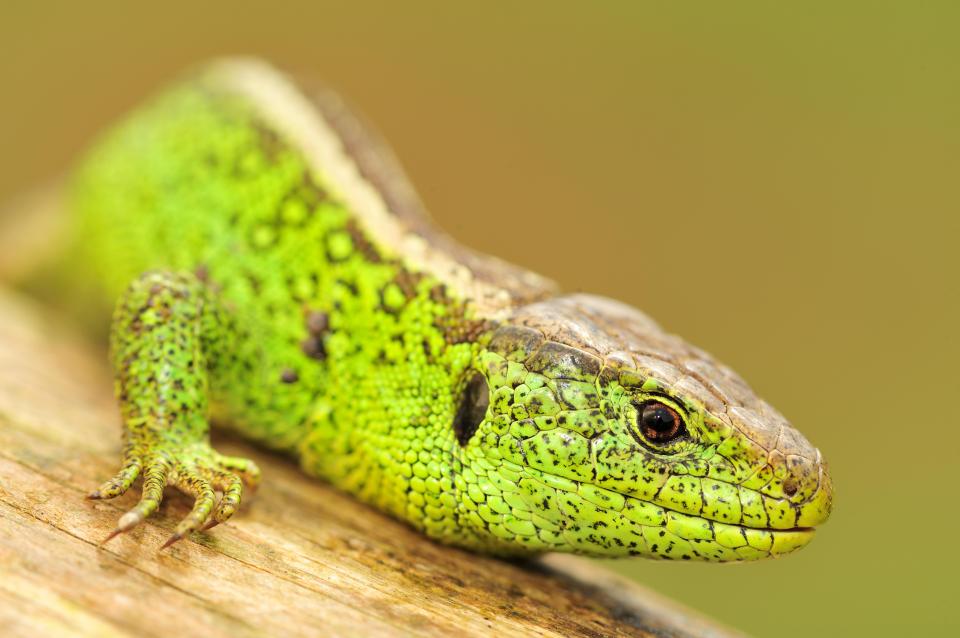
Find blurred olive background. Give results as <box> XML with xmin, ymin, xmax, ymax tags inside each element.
<box><xmin>2</xmin><ymin>2</ymin><xmax>957</xmax><ymax>635</ymax></box>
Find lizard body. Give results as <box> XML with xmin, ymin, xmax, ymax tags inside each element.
<box><xmin>74</xmin><ymin>59</ymin><xmax>831</xmax><ymax>558</ymax></box>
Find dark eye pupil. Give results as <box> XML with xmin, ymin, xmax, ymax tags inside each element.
<box><xmin>643</xmin><ymin>406</ymin><xmax>674</xmax><ymax>431</ymax></box>
<box><xmin>639</xmin><ymin>402</ymin><xmax>682</xmax><ymax>442</ymax></box>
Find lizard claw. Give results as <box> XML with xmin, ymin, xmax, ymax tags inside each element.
<box><xmin>92</xmin><ymin>446</ymin><xmax>260</xmax><ymax>549</ymax></box>
<box><xmin>160</xmin><ymin>532</ymin><xmax>183</xmax><ymax>550</ymax></box>
<box><xmin>200</xmin><ymin>519</ymin><xmax>220</xmax><ymax>532</ymax></box>
<box><xmin>99</xmin><ymin>528</ymin><xmax>124</xmax><ymax>546</ymax></box>
<box><xmin>99</xmin><ymin>498</ymin><xmax>151</xmax><ymax>546</ymax></box>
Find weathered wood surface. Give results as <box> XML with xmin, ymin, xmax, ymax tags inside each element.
<box><xmin>0</xmin><ymin>288</ymin><xmax>744</xmax><ymax>638</ymax></box>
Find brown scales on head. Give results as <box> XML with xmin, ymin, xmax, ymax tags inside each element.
<box><xmin>501</xmin><ymin>293</ymin><xmax>830</xmax><ymax>515</ymax></box>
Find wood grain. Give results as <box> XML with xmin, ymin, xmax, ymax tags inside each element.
<box><xmin>0</xmin><ymin>289</ymin><xmax>744</xmax><ymax>638</ymax></box>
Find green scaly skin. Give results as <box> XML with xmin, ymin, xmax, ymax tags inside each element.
<box><xmin>77</xmin><ymin>59</ymin><xmax>832</xmax><ymax>558</ymax></box>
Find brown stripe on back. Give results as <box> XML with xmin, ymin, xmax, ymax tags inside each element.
<box><xmin>291</xmin><ymin>74</ymin><xmax>558</xmax><ymax>311</ymax></box>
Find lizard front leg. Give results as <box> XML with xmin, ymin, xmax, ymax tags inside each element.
<box><xmin>89</xmin><ymin>271</ymin><xmax>260</xmax><ymax>548</ymax></box>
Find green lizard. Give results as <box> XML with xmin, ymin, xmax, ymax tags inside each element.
<box><xmin>63</xmin><ymin>58</ymin><xmax>831</xmax><ymax>559</ymax></box>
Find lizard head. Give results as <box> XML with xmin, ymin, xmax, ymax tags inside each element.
<box><xmin>456</xmin><ymin>294</ymin><xmax>832</xmax><ymax>559</ymax></box>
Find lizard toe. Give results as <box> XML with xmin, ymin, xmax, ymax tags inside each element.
<box><xmin>101</xmin><ymin>457</ymin><xmax>169</xmax><ymax>545</ymax></box>
<box><xmin>89</xmin><ymin>455</ymin><xmax>142</xmax><ymax>500</ymax></box>
<box><xmin>164</xmin><ymin>469</ymin><xmax>217</xmax><ymax>548</ymax></box>
<box><xmin>208</xmin><ymin>470</ymin><xmax>245</xmax><ymax>527</ymax></box>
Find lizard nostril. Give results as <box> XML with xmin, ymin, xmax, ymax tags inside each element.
<box><xmin>783</xmin><ymin>479</ymin><xmax>799</xmax><ymax>498</ymax></box>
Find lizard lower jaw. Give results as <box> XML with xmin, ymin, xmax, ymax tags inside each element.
<box><xmin>617</xmin><ymin>493</ymin><xmax>823</xmax><ymax>560</ymax></box>
<box><xmin>761</xmin><ymin>526</ymin><xmax>817</xmax><ymax>557</ymax></box>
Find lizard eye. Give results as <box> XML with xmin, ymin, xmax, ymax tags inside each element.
<box><xmin>454</xmin><ymin>372</ymin><xmax>489</xmax><ymax>447</ymax></box>
<box><xmin>633</xmin><ymin>400</ymin><xmax>686</xmax><ymax>445</ymax></box>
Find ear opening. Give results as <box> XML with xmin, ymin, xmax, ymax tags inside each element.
<box><xmin>453</xmin><ymin>372</ymin><xmax>489</xmax><ymax>447</ymax></box>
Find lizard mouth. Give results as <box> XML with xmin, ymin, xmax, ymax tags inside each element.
<box><xmin>616</xmin><ymin>494</ymin><xmax>820</xmax><ymax>560</ymax></box>
<box><xmin>757</xmin><ymin>526</ymin><xmax>817</xmax><ymax>555</ymax></box>
<box><xmin>617</xmin><ymin>464</ymin><xmax>833</xmax><ymax>560</ymax></box>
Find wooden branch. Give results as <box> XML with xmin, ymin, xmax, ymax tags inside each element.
<box><xmin>0</xmin><ymin>288</ymin><xmax>744</xmax><ymax>638</ymax></box>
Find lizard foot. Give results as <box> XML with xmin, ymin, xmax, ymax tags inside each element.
<box><xmin>90</xmin><ymin>443</ymin><xmax>261</xmax><ymax>548</ymax></box>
